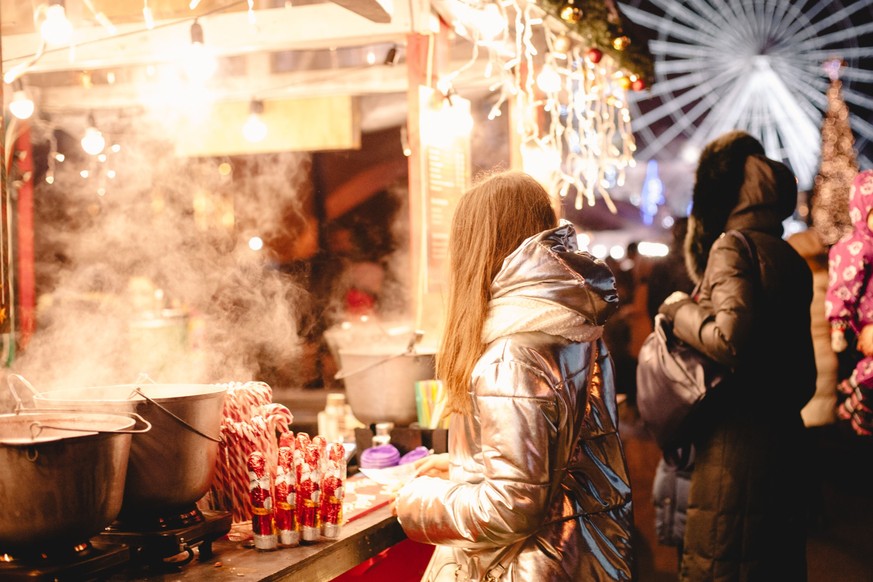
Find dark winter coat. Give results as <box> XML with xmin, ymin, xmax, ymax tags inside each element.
<box><xmin>667</xmin><ymin>133</ymin><xmax>816</xmax><ymax>581</ymax></box>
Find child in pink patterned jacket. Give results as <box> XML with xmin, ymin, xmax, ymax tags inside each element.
<box><xmin>826</xmin><ymin>169</ymin><xmax>873</xmax><ymax>436</ymax></box>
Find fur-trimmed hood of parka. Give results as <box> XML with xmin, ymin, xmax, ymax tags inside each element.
<box><xmin>684</xmin><ymin>131</ymin><xmax>797</xmax><ymax>282</ymax></box>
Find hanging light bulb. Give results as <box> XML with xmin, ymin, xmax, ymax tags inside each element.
<box><xmin>243</xmin><ymin>99</ymin><xmax>267</xmax><ymax>143</ymax></box>
<box><xmin>40</xmin><ymin>0</ymin><xmax>74</xmax><ymax>47</ymax></box>
<box><xmin>143</xmin><ymin>0</ymin><xmax>155</xmax><ymax>29</ymax></box>
<box><xmin>536</xmin><ymin>62</ymin><xmax>562</xmax><ymax>94</ymax></box>
<box><xmin>81</xmin><ymin>113</ymin><xmax>106</xmax><ymax>156</ymax></box>
<box><xmin>183</xmin><ymin>19</ymin><xmax>217</xmax><ymax>82</ymax></box>
<box><xmin>9</xmin><ymin>81</ymin><xmax>34</xmax><ymax>120</ymax></box>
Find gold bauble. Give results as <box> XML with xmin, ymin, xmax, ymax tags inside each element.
<box><xmin>612</xmin><ymin>35</ymin><xmax>631</xmax><ymax>51</ymax></box>
<box><xmin>553</xmin><ymin>34</ymin><xmax>572</xmax><ymax>55</ymax></box>
<box><xmin>560</xmin><ymin>5</ymin><xmax>582</xmax><ymax>23</ymax></box>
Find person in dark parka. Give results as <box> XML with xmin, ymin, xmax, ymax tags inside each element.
<box><xmin>657</xmin><ymin>131</ymin><xmax>816</xmax><ymax>581</ymax></box>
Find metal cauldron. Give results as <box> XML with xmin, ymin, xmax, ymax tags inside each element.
<box><xmin>336</xmin><ymin>347</ymin><xmax>436</xmax><ymax>426</ymax></box>
<box><xmin>0</xmin><ymin>410</ymin><xmax>149</xmax><ymax>550</ymax></box>
<box><xmin>30</xmin><ymin>379</ymin><xmax>226</xmax><ymax>519</ymax></box>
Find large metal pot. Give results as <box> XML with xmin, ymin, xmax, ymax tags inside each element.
<box><xmin>0</xmin><ymin>411</ymin><xmax>142</xmax><ymax>550</ymax></box>
<box><xmin>336</xmin><ymin>348</ymin><xmax>436</xmax><ymax>426</ymax></box>
<box><xmin>33</xmin><ymin>382</ymin><xmax>226</xmax><ymax>519</ymax></box>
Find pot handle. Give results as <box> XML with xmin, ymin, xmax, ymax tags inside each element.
<box><xmin>334</xmin><ymin>351</ymin><xmax>405</xmax><ymax>380</ymax></box>
<box><xmin>27</xmin><ymin>411</ymin><xmax>153</xmax><ymax>439</ymax></box>
<box><xmin>7</xmin><ymin>373</ymin><xmax>39</xmax><ymax>413</ymax></box>
<box><xmin>334</xmin><ymin>330</ymin><xmax>426</xmax><ymax>380</ymax></box>
<box><xmin>131</xmin><ymin>387</ymin><xmax>221</xmax><ymax>443</ymax></box>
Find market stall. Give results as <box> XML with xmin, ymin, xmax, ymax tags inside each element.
<box><xmin>0</xmin><ymin>1</ymin><xmax>655</xmax><ymax>579</ymax></box>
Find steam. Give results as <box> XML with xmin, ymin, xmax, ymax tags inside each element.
<box><xmin>12</xmin><ymin>113</ymin><xmax>311</xmax><ymax>393</ymax></box>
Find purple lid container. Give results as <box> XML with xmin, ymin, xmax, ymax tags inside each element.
<box><xmin>360</xmin><ymin>444</ymin><xmax>401</xmax><ymax>469</ymax></box>
<box><xmin>399</xmin><ymin>446</ymin><xmax>430</xmax><ymax>465</ymax></box>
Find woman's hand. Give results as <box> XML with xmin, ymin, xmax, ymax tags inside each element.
<box><xmin>391</xmin><ymin>453</ymin><xmax>450</xmax><ymax>517</ymax></box>
<box><xmin>413</xmin><ymin>452</ymin><xmax>450</xmax><ymax>479</ymax></box>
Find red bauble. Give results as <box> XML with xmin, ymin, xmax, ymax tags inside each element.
<box><xmin>631</xmin><ymin>78</ymin><xmax>647</xmax><ymax>91</ymax></box>
<box><xmin>587</xmin><ymin>48</ymin><xmax>603</xmax><ymax>64</ymax></box>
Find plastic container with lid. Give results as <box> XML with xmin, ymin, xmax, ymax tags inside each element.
<box><xmin>399</xmin><ymin>446</ymin><xmax>430</xmax><ymax>465</ymax></box>
<box><xmin>359</xmin><ymin>444</ymin><xmax>401</xmax><ymax>469</ymax></box>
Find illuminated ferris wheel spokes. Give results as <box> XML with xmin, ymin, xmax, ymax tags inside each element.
<box><xmin>622</xmin><ymin>0</ymin><xmax>873</xmax><ymax>187</ymax></box>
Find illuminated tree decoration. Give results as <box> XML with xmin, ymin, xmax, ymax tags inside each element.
<box><xmin>535</xmin><ymin>0</ymin><xmax>654</xmax><ymax>87</ymax></box>
<box><xmin>811</xmin><ymin>58</ymin><xmax>858</xmax><ymax>246</ymax></box>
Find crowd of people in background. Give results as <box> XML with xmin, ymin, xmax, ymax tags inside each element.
<box><xmin>595</xmin><ymin>132</ymin><xmax>873</xmax><ymax>581</ymax></box>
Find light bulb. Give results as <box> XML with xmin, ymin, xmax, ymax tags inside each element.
<box><xmin>184</xmin><ymin>20</ymin><xmax>217</xmax><ymax>82</ymax></box>
<box><xmin>537</xmin><ymin>64</ymin><xmax>562</xmax><ymax>93</ymax></box>
<box><xmin>40</xmin><ymin>3</ymin><xmax>73</xmax><ymax>46</ymax></box>
<box><xmin>81</xmin><ymin>126</ymin><xmax>106</xmax><ymax>156</ymax></box>
<box><xmin>9</xmin><ymin>90</ymin><xmax>34</xmax><ymax>120</ymax></box>
<box><xmin>242</xmin><ymin>100</ymin><xmax>267</xmax><ymax>142</ymax></box>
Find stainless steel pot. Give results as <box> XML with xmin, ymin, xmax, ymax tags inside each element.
<box><xmin>0</xmin><ymin>411</ymin><xmax>145</xmax><ymax>550</ymax></box>
<box><xmin>336</xmin><ymin>348</ymin><xmax>436</xmax><ymax>426</ymax></box>
<box><xmin>33</xmin><ymin>382</ymin><xmax>226</xmax><ymax>518</ymax></box>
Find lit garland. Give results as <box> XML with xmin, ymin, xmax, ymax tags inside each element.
<box><xmin>441</xmin><ymin>0</ymin><xmax>652</xmax><ymax>210</ymax></box>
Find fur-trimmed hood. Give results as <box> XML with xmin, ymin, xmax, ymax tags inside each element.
<box><xmin>684</xmin><ymin>131</ymin><xmax>797</xmax><ymax>282</ymax></box>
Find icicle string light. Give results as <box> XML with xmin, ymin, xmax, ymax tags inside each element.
<box><xmin>453</xmin><ymin>1</ymin><xmax>638</xmax><ymax>210</ymax></box>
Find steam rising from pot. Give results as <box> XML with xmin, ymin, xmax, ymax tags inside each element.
<box><xmin>11</xmin><ymin>117</ymin><xmax>312</xmax><ymax>391</ymax></box>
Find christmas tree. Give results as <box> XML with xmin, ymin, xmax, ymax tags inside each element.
<box><xmin>811</xmin><ymin>58</ymin><xmax>858</xmax><ymax>246</ymax></box>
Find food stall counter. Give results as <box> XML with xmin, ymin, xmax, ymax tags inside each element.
<box><xmin>110</xmin><ymin>476</ymin><xmax>405</xmax><ymax>582</ymax></box>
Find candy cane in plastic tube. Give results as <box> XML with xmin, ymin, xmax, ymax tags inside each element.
<box><xmin>275</xmin><ymin>446</ymin><xmax>299</xmax><ymax>547</ymax></box>
<box><xmin>247</xmin><ymin>451</ymin><xmax>277</xmax><ymax>550</ymax></box>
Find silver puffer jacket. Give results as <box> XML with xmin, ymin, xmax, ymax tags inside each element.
<box><xmin>396</xmin><ymin>223</ymin><xmax>634</xmax><ymax>581</ymax></box>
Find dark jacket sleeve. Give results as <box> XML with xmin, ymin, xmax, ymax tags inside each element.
<box><xmin>669</xmin><ymin>236</ymin><xmax>756</xmax><ymax>370</ymax></box>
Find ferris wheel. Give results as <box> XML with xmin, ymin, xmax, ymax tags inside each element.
<box><xmin>620</xmin><ymin>0</ymin><xmax>873</xmax><ymax>190</ymax></box>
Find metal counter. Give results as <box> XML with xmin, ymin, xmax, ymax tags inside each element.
<box><xmin>111</xmin><ymin>503</ymin><xmax>405</xmax><ymax>581</ymax></box>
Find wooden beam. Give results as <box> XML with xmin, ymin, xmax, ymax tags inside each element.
<box><xmin>328</xmin><ymin>0</ymin><xmax>394</xmax><ymax>24</ymax></box>
<box><xmin>2</xmin><ymin>2</ymin><xmax>430</xmax><ymax>74</ymax></box>
<box><xmin>174</xmin><ymin>95</ymin><xmax>361</xmax><ymax>157</ymax></box>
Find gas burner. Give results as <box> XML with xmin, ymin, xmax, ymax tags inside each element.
<box><xmin>114</xmin><ymin>506</ymin><xmax>205</xmax><ymax>531</ymax></box>
<box><xmin>0</xmin><ymin>539</ymin><xmax>129</xmax><ymax>582</ymax></box>
<box><xmin>101</xmin><ymin>509</ymin><xmax>231</xmax><ymax>568</ymax></box>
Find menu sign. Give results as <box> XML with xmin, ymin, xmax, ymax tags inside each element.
<box><xmin>418</xmin><ymin>86</ymin><xmax>471</xmax><ymax>293</ymax></box>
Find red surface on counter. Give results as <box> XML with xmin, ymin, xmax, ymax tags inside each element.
<box><xmin>342</xmin><ymin>474</ymin><xmax>396</xmax><ymax>523</ymax></box>
<box><xmin>337</xmin><ymin>474</ymin><xmax>434</xmax><ymax>581</ymax></box>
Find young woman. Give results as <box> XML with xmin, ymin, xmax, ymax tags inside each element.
<box><xmin>394</xmin><ymin>171</ymin><xmax>635</xmax><ymax>581</ymax></box>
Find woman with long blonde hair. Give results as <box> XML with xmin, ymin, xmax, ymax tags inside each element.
<box><xmin>395</xmin><ymin>171</ymin><xmax>635</xmax><ymax>581</ymax></box>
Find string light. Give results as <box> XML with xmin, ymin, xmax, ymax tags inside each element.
<box><xmin>40</xmin><ymin>0</ymin><xmax>74</xmax><ymax>46</ymax></box>
<box><xmin>8</xmin><ymin>80</ymin><xmax>35</xmax><ymax>120</ymax></box>
<box><xmin>81</xmin><ymin>113</ymin><xmax>106</xmax><ymax>156</ymax></box>
<box><xmin>143</xmin><ymin>0</ymin><xmax>155</xmax><ymax>30</ymax></box>
<box><xmin>242</xmin><ymin>99</ymin><xmax>267</xmax><ymax>143</ymax></box>
<box><xmin>184</xmin><ymin>19</ymin><xmax>217</xmax><ymax>82</ymax></box>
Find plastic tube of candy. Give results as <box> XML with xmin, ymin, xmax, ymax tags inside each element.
<box><xmin>275</xmin><ymin>446</ymin><xmax>299</xmax><ymax>547</ymax></box>
<box><xmin>320</xmin><ymin>442</ymin><xmax>347</xmax><ymax>538</ymax></box>
<box><xmin>247</xmin><ymin>451</ymin><xmax>277</xmax><ymax>550</ymax></box>
<box><xmin>295</xmin><ymin>442</ymin><xmax>322</xmax><ymax>541</ymax></box>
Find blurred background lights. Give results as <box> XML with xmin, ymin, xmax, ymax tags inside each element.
<box><xmin>248</xmin><ymin>236</ymin><xmax>264</xmax><ymax>251</ymax></box>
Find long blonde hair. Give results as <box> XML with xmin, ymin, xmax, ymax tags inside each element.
<box><xmin>437</xmin><ymin>171</ymin><xmax>558</xmax><ymax>415</ymax></box>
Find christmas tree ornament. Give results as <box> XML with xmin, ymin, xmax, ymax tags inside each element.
<box><xmin>553</xmin><ymin>34</ymin><xmax>572</xmax><ymax>56</ymax></box>
<box><xmin>586</xmin><ymin>47</ymin><xmax>603</xmax><ymax>64</ymax></box>
<box><xmin>560</xmin><ymin>2</ymin><xmax>582</xmax><ymax>23</ymax></box>
<box><xmin>612</xmin><ymin>35</ymin><xmax>631</xmax><ymax>51</ymax></box>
